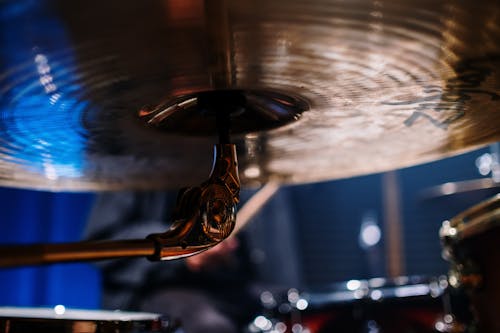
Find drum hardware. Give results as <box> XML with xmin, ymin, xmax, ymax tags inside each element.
<box><xmin>439</xmin><ymin>194</ymin><xmax>500</xmax><ymax>289</ymax></box>
<box><xmin>440</xmin><ymin>194</ymin><xmax>500</xmax><ymax>333</ymax></box>
<box><xmin>0</xmin><ymin>144</ymin><xmax>281</xmax><ymax>267</ymax></box>
<box><xmin>440</xmin><ymin>221</ymin><xmax>483</xmax><ymax>290</ymax></box>
<box><xmin>0</xmin><ymin>111</ymin><xmax>241</xmax><ymax>267</ymax></box>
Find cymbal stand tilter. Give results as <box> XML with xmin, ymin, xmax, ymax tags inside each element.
<box><xmin>0</xmin><ymin>112</ymin><xmax>240</xmax><ymax>267</ymax></box>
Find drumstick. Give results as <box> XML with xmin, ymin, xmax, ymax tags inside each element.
<box><xmin>232</xmin><ymin>181</ymin><xmax>281</xmax><ymax>236</ymax></box>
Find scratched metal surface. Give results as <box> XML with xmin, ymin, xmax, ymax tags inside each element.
<box><xmin>0</xmin><ymin>0</ymin><xmax>499</xmax><ymax>191</ymax></box>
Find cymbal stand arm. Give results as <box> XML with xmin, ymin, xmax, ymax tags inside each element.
<box><xmin>147</xmin><ymin>141</ymin><xmax>240</xmax><ymax>260</ymax></box>
<box><xmin>0</xmin><ymin>117</ymin><xmax>240</xmax><ymax>267</ymax></box>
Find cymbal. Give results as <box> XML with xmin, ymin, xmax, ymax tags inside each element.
<box><xmin>0</xmin><ymin>0</ymin><xmax>499</xmax><ymax>191</ymax></box>
<box><xmin>420</xmin><ymin>178</ymin><xmax>500</xmax><ymax>200</ymax></box>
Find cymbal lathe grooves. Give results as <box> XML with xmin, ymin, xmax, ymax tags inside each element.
<box><xmin>0</xmin><ymin>0</ymin><xmax>499</xmax><ymax>190</ymax></box>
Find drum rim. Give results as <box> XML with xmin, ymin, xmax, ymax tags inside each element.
<box><xmin>303</xmin><ymin>275</ymin><xmax>446</xmax><ymax>307</ymax></box>
<box><xmin>443</xmin><ymin>193</ymin><xmax>500</xmax><ymax>241</ymax></box>
<box><xmin>0</xmin><ymin>306</ymin><xmax>162</xmax><ymax>321</ymax></box>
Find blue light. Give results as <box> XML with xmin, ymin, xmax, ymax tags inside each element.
<box><xmin>0</xmin><ymin>1</ymin><xmax>88</xmax><ymax>180</ymax></box>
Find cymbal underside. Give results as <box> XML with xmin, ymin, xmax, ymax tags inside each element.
<box><xmin>0</xmin><ymin>0</ymin><xmax>499</xmax><ymax>190</ymax></box>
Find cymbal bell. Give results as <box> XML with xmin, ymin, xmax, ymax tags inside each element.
<box><xmin>0</xmin><ymin>0</ymin><xmax>499</xmax><ymax>191</ymax></box>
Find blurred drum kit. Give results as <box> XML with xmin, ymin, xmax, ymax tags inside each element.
<box><xmin>0</xmin><ymin>0</ymin><xmax>499</xmax><ymax>332</ymax></box>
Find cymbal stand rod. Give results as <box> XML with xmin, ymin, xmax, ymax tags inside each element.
<box><xmin>0</xmin><ymin>116</ymin><xmax>241</xmax><ymax>268</ymax></box>
<box><xmin>0</xmin><ymin>239</ymin><xmax>156</xmax><ymax>267</ymax></box>
<box><xmin>0</xmin><ymin>142</ymin><xmax>240</xmax><ymax>267</ymax></box>
<box><xmin>147</xmin><ymin>142</ymin><xmax>240</xmax><ymax>261</ymax></box>
<box><xmin>216</xmin><ymin>110</ymin><xmax>231</xmax><ymax>144</ymax></box>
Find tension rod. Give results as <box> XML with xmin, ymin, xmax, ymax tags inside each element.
<box><xmin>0</xmin><ymin>112</ymin><xmax>240</xmax><ymax>267</ymax></box>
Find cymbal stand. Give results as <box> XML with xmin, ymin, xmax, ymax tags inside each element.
<box><xmin>0</xmin><ymin>113</ymin><xmax>240</xmax><ymax>267</ymax></box>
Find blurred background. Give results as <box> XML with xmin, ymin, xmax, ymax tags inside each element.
<box><xmin>0</xmin><ymin>144</ymin><xmax>497</xmax><ymax>310</ymax></box>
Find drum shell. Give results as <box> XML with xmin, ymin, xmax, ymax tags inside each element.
<box><xmin>442</xmin><ymin>194</ymin><xmax>500</xmax><ymax>333</ymax></box>
<box><xmin>307</xmin><ymin>296</ymin><xmax>444</xmax><ymax>333</ymax></box>
<box><xmin>454</xmin><ymin>225</ymin><xmax>500</xmax><ymax>333</ymax></box>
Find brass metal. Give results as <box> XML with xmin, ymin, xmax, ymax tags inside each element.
<box><xmin>147</xmin><ymin>143</ymin><xmax>240</xmax><ymax>260</ymax></box>
<box><xmin>440</xmin><ymin>193</ymin><xmax>500</xmax><ymax>243</ymax></box>
<box><xmin>0</xmin><ymin>144</ymin><xmax>240</xmax><ymax>267</ymax></box>
<box><xmin>0</xmin><ymin>0</ymin><xmax>499</xmax><ymax>190</ymax></box>
<box><xmin>0</xmin><ymin>240</ymin><xmax>156</xmax><ymax>267</ymax></box>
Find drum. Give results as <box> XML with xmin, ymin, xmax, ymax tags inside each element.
<box><xmin>249</xmin><ymin>276</ymin><xmax>452</xmax><ymax>333</ymax></box>
<box><xmin>440</xmin><ymin>193</ymin><xmax>500</xmax><ymax>333</ymax></box>
<box><xmin>0</xmin><ymin>307</ymin><xmax>178</xmax><ymax>333</ymax></box>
